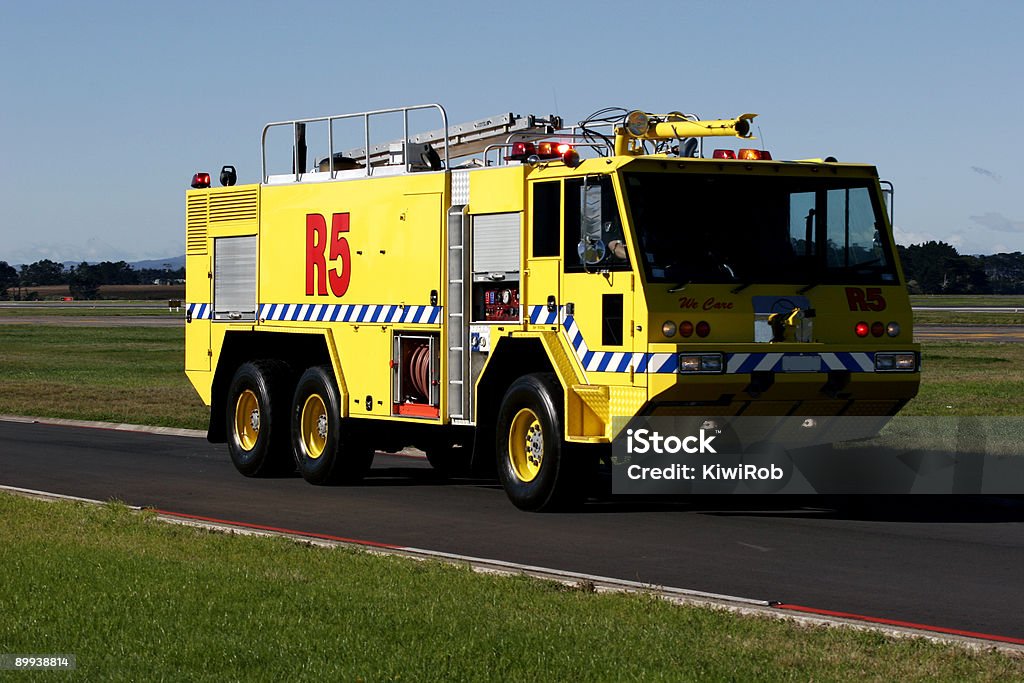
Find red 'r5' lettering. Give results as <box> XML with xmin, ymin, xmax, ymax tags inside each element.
<box><xmin>845</xmin><ymin>287</ymin><xmax>886</xmax><ymax>311</ymax></box>
<box><xmin>306</xmin><ymin>213</ymin><xmax>351</xmax><ymax>297</ymax></box>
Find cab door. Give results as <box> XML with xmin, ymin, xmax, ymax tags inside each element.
<box><xmin>560</xmin><ymin>175</ymin><xmax>638</xmax><ymax>378</ymax></box>
<box><xmin>524</xmin><ymin>180</ymin><xmax>561</xmax><ymax>330</ymax></box>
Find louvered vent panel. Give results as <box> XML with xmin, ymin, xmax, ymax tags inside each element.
<box><xmin>186</xmin><ymin>194</ymin><xmax>209</xmax><ymax>255</ymax></box>
<box><xmin>209</xmin><ymin>188</ymin><xmax>259</xmax><ymax>223</ymax></box>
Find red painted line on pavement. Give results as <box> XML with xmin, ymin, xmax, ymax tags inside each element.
<box><xmin>153</xmin><ymin>509</ymin><xmax>401</xmax><ymax>550</ymax></box>
<box><xmin>774</xmin><ymin>603</ymin><xmax>1024</xmax><ymax>645</ymax></box>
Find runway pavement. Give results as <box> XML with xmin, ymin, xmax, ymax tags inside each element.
<box><xmin>1</xmin><ymin>418</ymin><xmax>1022</xmax><ymax>643</ymax></box>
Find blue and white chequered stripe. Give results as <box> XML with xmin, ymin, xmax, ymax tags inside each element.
<box><xmin>259</xmin><ymin>303</ymin><xmax>441</xmax><ymax>324</ymax></box>
<box><xmin>528</xmin><ymin>305</ymin><xmax>874</xmax><ymax>375</ymax></box>
<box><xmin>187</xmin><ymin>303</ymin><xmax>441</xmax><ymax>325</ymax></box>
<box><xmin>187</xmin><ymin>303</ymin><xmax>211</xmax><ymax>320</ymax></box>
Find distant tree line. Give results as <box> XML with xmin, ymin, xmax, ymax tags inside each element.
<box><xmin>3</xmin><ymin>244</ymin><xmax>1023</xmax><ymax>299</ymax></box>
<box><xmin>897</xmin><ymin>242</ymin><xmax>1024</xmax><ymax>295</ymax></box>
<box><xmin>0</xmin><ymin>259</ymin><xmax>185</xmax><ymax>300</ymax></box>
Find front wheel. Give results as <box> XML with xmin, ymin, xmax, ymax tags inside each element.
<box><xmin>290</xmin><ymin>366</ymin><xmax>373</xmax><ymax>485</ymax></box>
<box><xmin>495</xmin><ymin>373</ymin><xmax>582</xmax><ymax>511</ymax></box>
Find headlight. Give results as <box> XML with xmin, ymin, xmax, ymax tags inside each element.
<box><xmin>874</xmin><ymin>353</ymin><xmax>917</xmax><ymax>372</ymax></box>
<box><xmin>679</xmin><ymin>353</ymin><xmax>725</xmax><ymax>374</ymax></box>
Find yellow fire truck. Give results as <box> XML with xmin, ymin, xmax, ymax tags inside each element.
<box><xmin>184</xmin><ymin>103</ymin><xmax>920</xmax><ymax>510</ymax></box>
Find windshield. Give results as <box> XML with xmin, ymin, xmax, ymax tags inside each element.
<box><xmin>623</xmin><ymin>171</ymin><xmax>898</xmax><ymax>286</ymax></box>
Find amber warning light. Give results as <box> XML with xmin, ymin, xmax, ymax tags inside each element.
<box><xmin>715</xmin><ymin>149</ymin><xmax>772</xmax><ymax>160</ymax></box>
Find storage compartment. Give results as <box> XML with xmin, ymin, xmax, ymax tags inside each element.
<box><xmin>392</xmin><ymin>332</ymin><xmax>440</xmax><ymax>419</ymax></box>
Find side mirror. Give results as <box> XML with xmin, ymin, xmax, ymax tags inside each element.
<box><xmin>578</xmin><ymin>184</ymin><xmax>604</xmax><ymax>265</ymax></box>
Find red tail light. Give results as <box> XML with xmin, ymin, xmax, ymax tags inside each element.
<box><xmin>871</xmin><ymin>321</ymin><xmax>885</xmax><ymax>337</ymax></box>
<box><xmin>680</xmin><ymin>320</ymin><xmax>694</xmax><ymax>337</ymax></box>
<box><xmin>855</xmin><ymin>322</ymin><xmax>870</xmax><ymax>337</ymax></box>
<box><xmin>696</xmin><ymin>321</ymin><xmax>711</xmax><ymax>338</ymax></box>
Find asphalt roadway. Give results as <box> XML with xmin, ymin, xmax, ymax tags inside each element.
<box><xmin>2</xmin><ymin>419</ymin><xmax>1023</xmax><ymax>643</ymax></box>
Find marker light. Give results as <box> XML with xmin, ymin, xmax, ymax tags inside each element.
<box><xmin>737</xmin><ymin>149</ymin><xmax>773</xmax><ymax>160</ymax></box>
<box><xmin>680</xmin><ymin>320</ymin><xmax>694</xmax><ymax>337</ymax></box>
<box><xmin>871</xmin><ymin>321</ymin><xmax>885</xmax><ymax>338</ymax></box>
<box><xmin>624</xmin><ymin>110</ymin><xmax>650</xmax><ymax>136</ymax></box>
<box><xmin>886</xmin><ymin>322</ymin><xmax>901</xmax><ymax>337</ymax></box>
<box><xmin>712</xmin><ymin>149</ymin><xmax>736</xmax><ymax>159</ymax></box>
<box><xmin>695</xmin><ymin>321</ymin><xmax>711</xmax><ymax>338</ymax></box>
<box><xmin>191</xmin><ymin>172</ymin><xmax>211</xmax><ymax>189</ymax></box>
<box><xmin>855</xmin><ymin>321</ymin><xmax>870</xmax><ymax>337</ymax></box>
<box><xmin>661</xmin><ymin>320</ymin><xmax>677</xmax><ymax>338</ymax></box>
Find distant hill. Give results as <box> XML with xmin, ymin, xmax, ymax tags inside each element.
<box><xmin>46</xmin><ymin>255</ymin><xmax>186</xmax><ymax>271</ymax></box>
<box><xmin>129</xmin><ymin>255</ymin><xmax>186</xmax><ymax>271</ymax></box>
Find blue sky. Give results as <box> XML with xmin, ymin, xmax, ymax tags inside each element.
<box><xmin>1</xmin><ymin>1</ymin><xmax>1021</xmax><ymax>263</ymax></box>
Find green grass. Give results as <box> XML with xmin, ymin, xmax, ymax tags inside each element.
<box><xmin>0</xmin><ymin>325</ymin><xmax>206</xmax><ymax>429</ymax></box>
<box><xmin>0</xmin><ymin>325</ymin><xmax>1022</xmax><ymax>431</ymax></box>
<box><xmin>913</xmin><ymin>311</ymin><xmax>1024</xmax><ymax>326</ymax></box>
<box><xmin>910</xmin><ymin>294</ymin><xmax>1024</xmax><ymax>308</ymax></box>
<box><xmin>902</xmin><ymin>342</ymin><xmax>1024</xmax><ymax>416</ymax></box>
<box><xmin>1</xmin><ymin>494</ymin><xmax>1020</xmax><ymax>682</ymax></box>
<box><xmin>0</xmin><ymin>306</ymin><xmax>179</xmax><ymax>318</ymax></box>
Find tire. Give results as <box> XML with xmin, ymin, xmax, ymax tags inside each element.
<box><xmin>495</xmin><ymin>373</ymin><xmax>582</xmax><ymax>511</ymax></box>
<box><xmin>424</xmin><ymin>442</ymin><xmax>470</xmax><ymax>477</ymax></box>
<box><xmin>290</xmin><ymin>366</ymin><xmax>374</xmax><ymax>485</ymax></box>
<box><xmin>225</xmin><ymin>360</ymin><xmax>293</xmax><ymax>477</ymax></box>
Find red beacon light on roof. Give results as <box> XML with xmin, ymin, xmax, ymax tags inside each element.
<box><xmin>191</xmin><ymin>172</ymin><xmax>211</xmax><ymax>189</ymax></box>
<box><xmin>505</xmin><ymin>141</ymin><xmax>537</xmax><ymax>162</ymax></box>
<box><xmin>508</xmin><ymin>141</ymin><xmax>580</xmax><ymax>167</ymax></box>
<box><xmin>714</xmin><ymin>149</ymin><xmax>773</xmax><ymax>160</ymax></box>
<box><xmin>737</xmin><ymin>148</ymin><xmax>772</xmax><ymax>160</ymax></box>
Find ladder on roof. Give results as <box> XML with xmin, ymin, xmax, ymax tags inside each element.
<box><xmin>343</xmin><ymin>112</ymin><xmax>563</xmax><ymax>166</ymax></box>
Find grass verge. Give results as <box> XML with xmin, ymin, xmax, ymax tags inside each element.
<box><xmin>902</xmin><ymin>342</ymin><xmax>1024</xmax><ymax>416</ymax></box>
<box><xmin>0</xmin><ymin>306</ymin><xmax>179</xmax><ymax>318</ymax></box>
<box><xmin>0</xmin><ymin>326</ymin><xmax>1022</xmax><ymax>429</ymax></box>
<box><xmin>0</xmin><ymin>325</ymin><xmax>206</xmax><ymax>430</ymax></box>
<box><xmin>1</xmin><ymin>493</ymin><xmax>1021</xmax><ymax>681</ymax></box>
<box><xmin>910</xmin><ymin>295</ymin><xmax>1024</xmax><ymax>308</ymax></box>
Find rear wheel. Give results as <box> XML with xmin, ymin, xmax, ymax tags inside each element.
<box><xmin>423</xmin><ymin>438</ymin><xmax>471</xmax><ymax>477</ymax></box>
<box><xmin>291</xmin><ymin>366</ymin><xmax>373</xmax><ymax>484</ymax></box>
<box><xmin>495</xmin><ymin>373</ymin><xmax>582</xmax><ymax>511</ymax></box>
<box><xmin>225</xmin><ymin>360</ymin><xmax>292</xmax><ymax>477</ymax></box>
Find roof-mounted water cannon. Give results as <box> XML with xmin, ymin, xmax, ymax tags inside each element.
<box><xmin>614</xmin><ymin>110</ymin><xmax>758</xmax><ymax>156</ymax></box>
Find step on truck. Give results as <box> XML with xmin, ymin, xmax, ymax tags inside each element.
<box><xmin>184</xmin><ymin>103</ymin><xmax>920</xmax><ymax>511</ymax></box>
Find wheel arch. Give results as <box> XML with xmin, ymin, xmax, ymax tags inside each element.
<box><xmin>470</xmin><ymin>333</ymin><xmax>582</xmax><ymax>468</ymax></box>
<box><xmin>208</xmin><ymin>329</ymin><xmax>347</xmax><ymax>442</ymax></box>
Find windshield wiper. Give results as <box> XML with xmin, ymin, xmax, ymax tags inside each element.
<box><xmin>730</xmin><ymin>282</ymin><xmax>753</xmax><ymax>294</ymax></box>
<box><xmin>797</xmin><ymin>282</ymin><xmax>818</xmax><ymax>294</ymax></box>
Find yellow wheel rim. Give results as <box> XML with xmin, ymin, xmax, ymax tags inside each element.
<box><xmin>508</xmin><ymin>408</ymin><xmax>544</xmax><ymax>483</ymax></box>
<box><xmin>301</xmin><ymin>394</ymin><xmax>328</xmax><ymax>460</ymax></box>
<box><xmin>234</xmin><ymin>389</ymin><xmax>260</xmax><ymax>452</ymax></box>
